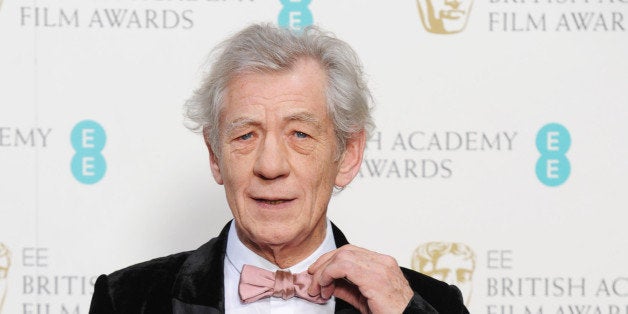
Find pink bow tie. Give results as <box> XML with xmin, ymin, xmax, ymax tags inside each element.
<box><xmin>238</xmin><ymin>264</ymin><xmax>329</xmax><ymax>304</ymax></box>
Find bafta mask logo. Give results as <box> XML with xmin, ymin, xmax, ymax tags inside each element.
<box><xmin>412</xmin><ymin>242</ymin><xmax>475</xmax><ymax>306</ymax></box>
<box><xmin>416</xmin><ymin>0</ymin><xmax>474</xmax><ymax>34</ymax></box>
<box><xmin>0</xmin><ymin>243</ymin><xmax>11</xmax><ymax>312</ymax></box>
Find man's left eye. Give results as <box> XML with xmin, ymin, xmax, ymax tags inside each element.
<box><xmin>294</xmin><ymin>131</ymin><xmax>308</xmax><ymax>139</ymax></box>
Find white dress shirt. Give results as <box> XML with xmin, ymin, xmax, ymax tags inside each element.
<box><xmin>224</xmin><ymin>220</ymin><xmax>337</xmax><ymax>314</ymax></box>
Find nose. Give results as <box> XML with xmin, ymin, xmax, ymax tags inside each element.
<box><xmin>253</xmin><ymin>133</ymin><xmax>290</xmax><ymax>180</ymax></box>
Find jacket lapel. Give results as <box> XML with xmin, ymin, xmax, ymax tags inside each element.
<box><xmin>171</xmin><ymin>222</ymin><xmax>231</xmax><ymax>313</ymax></box>
<box><xmin>331</xmin><ymin>222</ymin><xmax>349</xmax><ymax>247</ymax></box>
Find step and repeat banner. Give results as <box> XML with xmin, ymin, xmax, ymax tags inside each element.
<box><xmin>1</xmin><ymin>0</ymin><xmax>627</xmax><ymax>313</ymax></box>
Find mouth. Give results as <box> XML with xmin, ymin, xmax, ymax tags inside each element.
<box><xmin>252</xmin><ymin>197</ymin><xmax>295</xmax><ymax>206</ymax></box>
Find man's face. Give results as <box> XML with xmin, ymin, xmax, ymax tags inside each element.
<box><xmin>207</xmin><ymin>58</ymin><xmax>363</xmax><ymax>259</ymax></box>
<box><xmin>417</xmin><ymin>0</ymin><xmax>473</xmax><ymax>34</ymax></box>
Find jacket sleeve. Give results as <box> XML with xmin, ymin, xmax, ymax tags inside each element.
<box><xmin>89</xmin><ymin>274</ymin><xmax>116</xmax><ymax>314</ymax></box>
<box><xmin>403</xmin><ymin>284</ymin><xmax>470</xmax><ymax>314</ymax></box>
<box><xmin>403</xmin><ymin>291</ymin><xmax>439</xmax><ymax>313</ymax></box>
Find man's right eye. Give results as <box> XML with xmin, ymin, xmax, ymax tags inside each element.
<box><xmin>238</xmin><ymin>132</ymin><xmax>253</xmax><ymax>141</ymax></box>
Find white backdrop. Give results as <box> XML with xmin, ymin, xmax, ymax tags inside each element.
<box><xmin>1</xmin><ymin>0</ymin><xmax>627</xmax><ymax>313</ymax></box>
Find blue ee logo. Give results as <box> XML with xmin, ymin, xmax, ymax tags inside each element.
<box><xmin>278</xmin><ymin>0</ymin><xmax>313</xmax><ymax>31</ymax></box>
<box><xmin>535</xmin><ymin>123</ymin><xmax>570</xmax><ymax>187</ymax></box>
<box><xmin>71</xmin><ymin>120</ymin><xmax>106</xmax><ymax>184</ymax></box>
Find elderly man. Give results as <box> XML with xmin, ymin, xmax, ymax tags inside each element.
<box><xmin>89</xmin><ymin>23</ymin><xmax>468</xmax><ymax>314</ymax></box>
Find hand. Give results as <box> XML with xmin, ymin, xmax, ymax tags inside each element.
<box><xmin>307</xmin><ymin>245</ymin><xmax>414</xmax><ymax>314</ymax></box>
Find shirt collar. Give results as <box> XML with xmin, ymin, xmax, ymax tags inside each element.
<box><xmin>225</xmin><ymin>219</ymin><xmax>336</xmax><ymax>274</ymax></box>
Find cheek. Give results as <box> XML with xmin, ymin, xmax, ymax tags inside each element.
<box><xmin>301</xmin><ymin>154</ymin><xmax>337</xmax><ymax>186</ymax></box>
<box><xmin>220</xmin><ymin>162</ymin><xmax>248</xmax><ymax>193</ymax></box>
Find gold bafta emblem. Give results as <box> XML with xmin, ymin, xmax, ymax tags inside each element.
<box><xmin>416</xmin><ymin>0</ymin><xmax>474</xmax><ymax>34</ymax></box>
<box><xmin>0</xmin><ymin>243</ymin><xmax>11</xmax><ymax>312</ymax></box>
<box><xmin>412</xmin><ymin>242</ymin><xmax>475</xmax><ymax>306</ymax></box>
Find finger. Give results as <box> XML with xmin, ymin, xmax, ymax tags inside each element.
<box><xmin>308</xmin><ymin>246</ymin><xmax>353</xmax><ymax>295</ymax></box>
<box><xmin>308</xmin><ymin>245</ymin><xmax>372</xmax><ymax>297</ymax></box>
<box><xmin>333</xmin><ymin>279</ymin><xmax>369</xmax><ymax>314</ymax></box>
<box><xmin>308</xmin><ymin>248</ymin><xmax>337</xmax><ymax>274</ymax></box>
<box><xmin>307</xmin><ymin>276</ymin><xmax>322</xmax><ymax>297</ymax></box>
<box><xmin>320</xmin><ymin>282</ymin><xmax>336</xmax><ymax>299</ymax></box>
<box><xmin>315</xmin><ymin>250</ymin><xmax>358</xmax><ymax>287</ymax></box>
<box><xmin>307</xmin><ymin>253</ymin><xmax>335</xmax><ymax>297</ymax></box>
<box><xmin>308</xmin><ymin>244</ymin><xmax>368</xmax><ymax>273</ymax></box>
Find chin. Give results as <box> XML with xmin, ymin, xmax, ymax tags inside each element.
<box><xmin>238</xmin><ymin>219</ymin><xmax>301</xmax><ymax>245</ymax></box>
<box><xmin>257</xmin><ymin>225</ymin><xmax>305</xmax><ymax>246</ymax></box>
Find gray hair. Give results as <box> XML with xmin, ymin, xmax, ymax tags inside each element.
<box><xmin>184</xmin><ymin>23</ymin><xmax>374</xmax><ymax>158</ymax></box>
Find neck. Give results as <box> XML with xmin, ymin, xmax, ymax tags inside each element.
<box><xmin>236</xmin><ymin>220</ymin><xmax>327</xmax><ymax>269</ymax></box>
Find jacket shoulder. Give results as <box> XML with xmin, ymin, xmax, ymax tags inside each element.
<box><xmin>91</xmin><ymin>251</ymin><xmax>192</xmax><ymax>313</ymax></box>
<box><xmin>401</xmin><ymin>267</ymin><xmax>469</xmax><ymax>314</ymax></box>
<box><xmin>109</xmin><ymin>250</ymin><xmax>192</xmax><ymax>288</ymax></box>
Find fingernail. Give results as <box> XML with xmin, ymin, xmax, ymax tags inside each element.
<box><xmin>321</xmin><ymin>290</ymin><xmax>329</xmax><ymax>299</ymax></box>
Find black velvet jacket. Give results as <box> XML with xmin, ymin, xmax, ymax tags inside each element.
<box><xmin>89</xmin><ymin>222</ymin><xmax>469</xmax><ymax>314</ymax></box>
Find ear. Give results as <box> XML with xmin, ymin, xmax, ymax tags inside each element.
<box><xmin>203</xmin><ymin>127</ymin><xmax>224</xmax><ymax>185</ymax></box>
<box><xmin>335</xmin><ymin>130</ymin><xmax>366</xmax><ymax>188</ymax></box>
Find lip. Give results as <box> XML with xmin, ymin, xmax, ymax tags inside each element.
<box><xmin>250</xmin><ymin>196</ymin><xmax>297</xmax><ymax>209</ymax></box>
